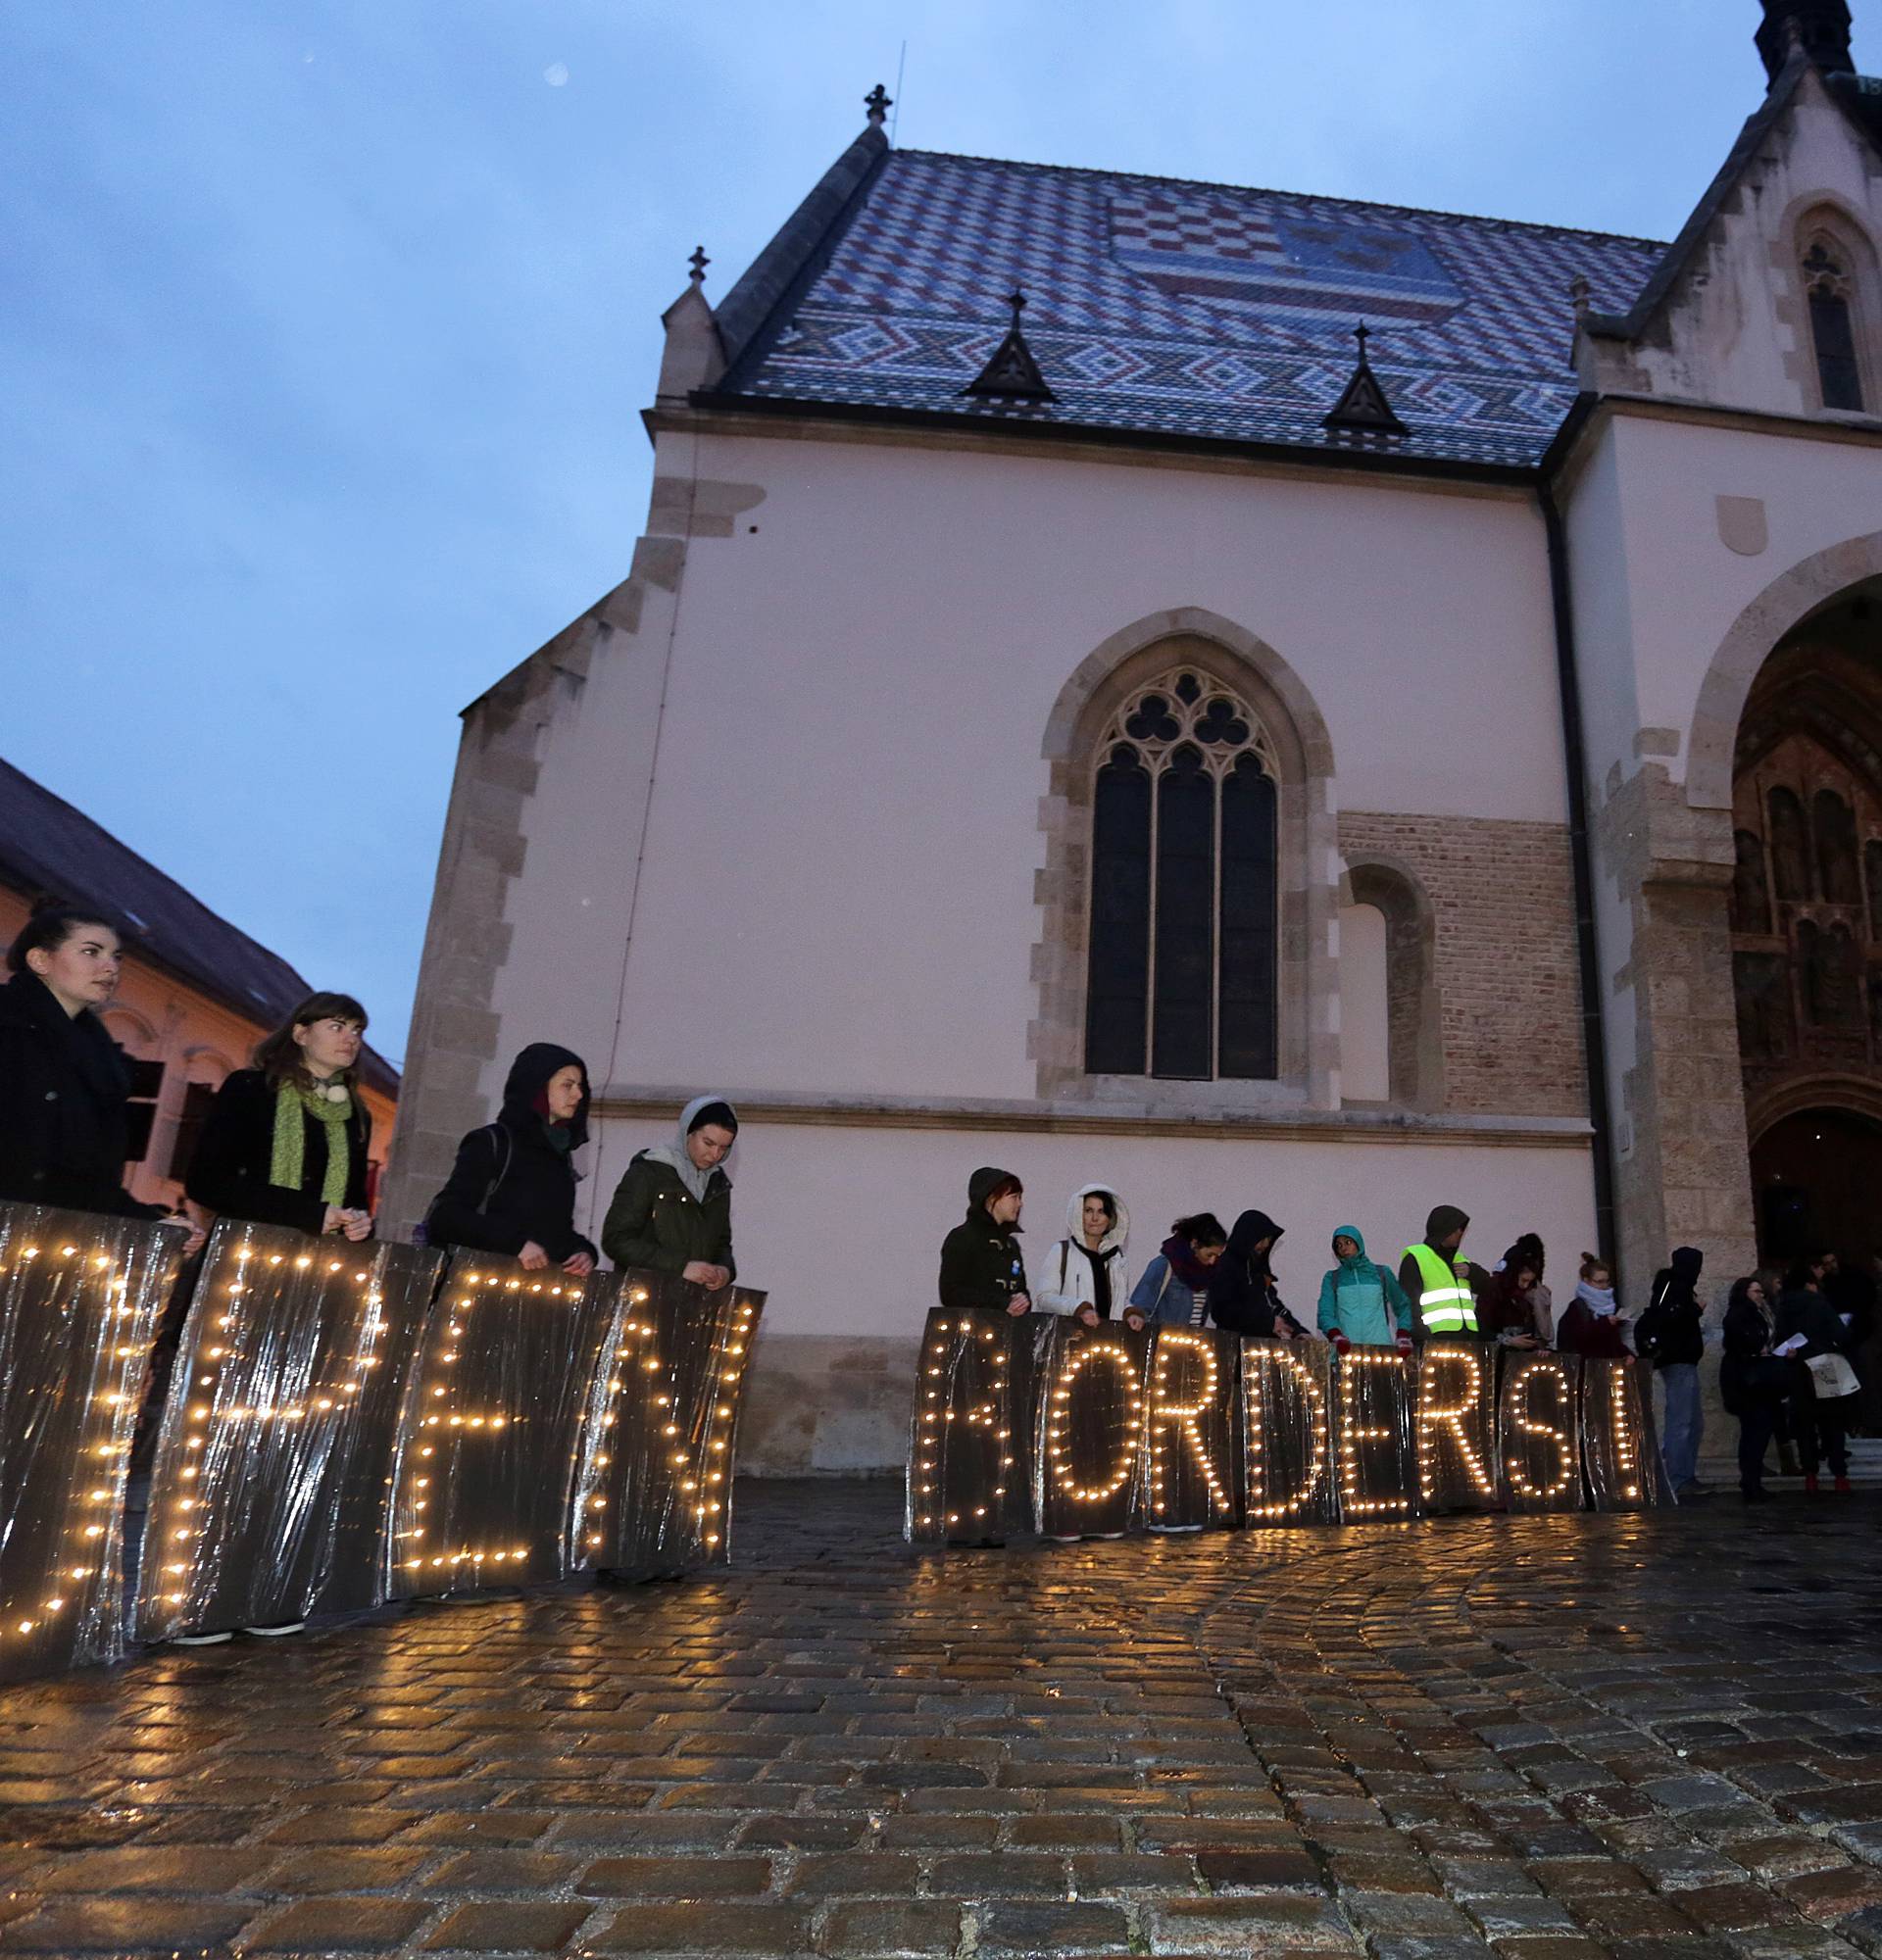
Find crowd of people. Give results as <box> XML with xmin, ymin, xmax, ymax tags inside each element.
<box><xmin>935</xmin><ymin>1165</ymin><xmax>1874</xmax><ymax>1505</ymax></box>
<box><xmin>0</xmin><ymin>903</ymin><xmax>740</xmax><ymax>1638</ymax></box>
<box><xmin>0</xmin><ymin>900</ymin><xmax>1872</xmax><ymax>1541</ymax></box>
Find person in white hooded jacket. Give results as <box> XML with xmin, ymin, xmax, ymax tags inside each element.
<box><xmin>1035</xmin><ymin>1185</ymin><xmax>1133</xmax><ymax>1326</ymax></box>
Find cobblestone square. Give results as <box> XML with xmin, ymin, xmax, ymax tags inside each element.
<box><xmin>3</xmin><ymin>1484</ymin><xmax>1881</xmax><ymax>1958</ymax></box>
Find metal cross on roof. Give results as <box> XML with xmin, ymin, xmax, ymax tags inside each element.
<box><xmin>865</xmin><ymin>83</ymin><xmax>892</xmax><ymax>126</ymax></box>
<box><xmin>688</xmin><ymin>245</ymin><xmax>710</xmax><ymax>286</ymax></box>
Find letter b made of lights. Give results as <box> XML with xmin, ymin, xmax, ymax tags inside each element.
<box><xmin>905</xmin><ymin>1312</ymin><xmax>1670</xmax><ymax>1542</ymax></box>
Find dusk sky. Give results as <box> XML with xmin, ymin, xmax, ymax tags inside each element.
<box><xmin>2</xmin><ymin>2</ymin><xmax>1837</xmax><ymax>1065</ymax></box>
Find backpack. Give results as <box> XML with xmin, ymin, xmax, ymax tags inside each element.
<box><xmin>418</xmin><ymin>1123</ymin><xmax>513</xmax><ymax>1247</ymax></box>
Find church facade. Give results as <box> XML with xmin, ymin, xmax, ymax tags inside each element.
<box><xmin>385</xmin><ymin>3</ymin><xmax>1882</xmax><ymax>1471</ymax></box>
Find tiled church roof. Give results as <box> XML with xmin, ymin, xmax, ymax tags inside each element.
<box><xmin>718</xmin><ymin>149</ymin><xmax>1666</xmax><ymax>471</ymax></box>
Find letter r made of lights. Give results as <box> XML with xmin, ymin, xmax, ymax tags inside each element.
<box><xmin>1414</xmin><ymin>1342</ymin><xmax>1497</xmax><ymax>1511</ymax></box>
<box><xmin>1146</xmin><ymin>1329</ymin><xmax>1232</xmax><ymax>1528</ymax></box>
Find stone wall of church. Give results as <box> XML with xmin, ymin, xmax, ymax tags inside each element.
<box><xmin>1338</xmin><ymin>810</ymin><xmax>1586</xmax><ymax>1117</ymax></box>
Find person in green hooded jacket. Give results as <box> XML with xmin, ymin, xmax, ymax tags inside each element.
<box><xmin>1316</xmin><ymin>1226</ymin><xmax>1416</xmax><ymax>1354</ymax></box>
<box><xmin>601</xmin><ymin>1095</ymin><xmax>737</xmax><ymax>1287</ymax></box>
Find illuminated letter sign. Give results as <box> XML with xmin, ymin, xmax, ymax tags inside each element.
<box><xmin>1144</xmin><ymin>1328</ymin><xmax>1237</xmax><ymax>1530</ymax></box>
<box><xmin>1497</xmin><ymin>1350</ymin><xmax>1582</xmax><ymax>1513</ymax></box>
<box><xmin>907</xmin><ymin>1310</ymin><xmax>1027</xmax><ymax>1544</ymax></box>
<box><xmin>389</xmin><ymin>1257</ymin><xmax>622</xmax><ymax>1595</ymax></box>
<box><xmin>0</xmin><ymin>1205</ymin><xmax>182</xmax><ymax>1682</ymax></box>
<box><xmin>139</xmin><ymin>1224</ymin><xmax>440</xmax><ymax>1641</ymax></box>
<box><xmin>1038</xmin><ymin>1321</ymin><xmax>1148</xmax><ymax>1540</ymax></box>
<box><xmin>582</xmin><ymin>1275</ymin><xmax>764</xmax><ymax>1574</ymax></box>
<box><xmin>1415</xmin><ymin>1342</ymin><xmax>1498</xmax><ymax>1512</ymax></box>
<box><xmin>1335</xmin><ymin>1348</ymin><xmax>1417</xmax><ymax>1520</ymax></box>
<box><xmin>1241</xmin><ymin>1338</ymin><xmax>1336</xmax><ymax>1526</ymax></box>
<box><xmin>1578</xmin><ymin>1357</ymin><xmax>1670</xmax><ymax>1511</ymax></box>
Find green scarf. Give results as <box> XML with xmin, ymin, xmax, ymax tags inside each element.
<box><xmin>270</xmin><ymin>1078</ymin><xmax>354</xmax><ymax>1208</ymax></box>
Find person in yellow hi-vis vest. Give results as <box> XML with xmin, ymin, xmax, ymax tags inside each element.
<box><xmin>1398</xmin><ymin>1204</ymin><xmax>1484</xmax><ymax>1345</ymax></box>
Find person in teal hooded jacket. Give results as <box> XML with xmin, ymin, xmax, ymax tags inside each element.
<box><xmin>1316</xmin><ymin>1225</ymin><xmax>1416</xmax><ymax>1354</ymax></box>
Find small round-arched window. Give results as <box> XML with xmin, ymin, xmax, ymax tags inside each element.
<box><xmin>1085</xmin><ymin>670</ymin><xmax>1279</xmax><ymax>1080</ymax></box>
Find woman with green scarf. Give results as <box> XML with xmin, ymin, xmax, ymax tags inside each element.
<box><xmin>185</xmin><ymin>991</ymin><xmax>375</xmax><ymax>1240</ymax></box>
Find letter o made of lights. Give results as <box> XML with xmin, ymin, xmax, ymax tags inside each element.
<box><xmin>1046</xmin><ymin>1336</ymin><xmax>1142</xmax><ymax>1506</ymax></box>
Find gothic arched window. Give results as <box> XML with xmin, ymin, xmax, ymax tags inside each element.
<box><xmin>1734</xmin><ymin>828</ymin><xmax>1772</xmax><ymax>936</ymax></box>
<box><xmin>1805</xmin><ymin>240</ymin><xmax>1864</xmax><ymax>412</ymax></box>
<box><xmin>1814</xmin><ymin>788</ymin><xmax>1861</xmax><ymax>906</ymax></box>
<box><xmin>1769</xmin><ymin>787</ymin><xmax>1813</xmax><ymax>902</ymax></box>
<box><xmin>1084</xmin><ymin>672</ymin><xmax>1278</xmax><ymax>1080</ymax></box>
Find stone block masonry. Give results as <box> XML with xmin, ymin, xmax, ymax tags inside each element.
<box><xmin>1340</xmin><ymin>810</ymin><xmax>1587</xmax><ymax>1118</ymax></box>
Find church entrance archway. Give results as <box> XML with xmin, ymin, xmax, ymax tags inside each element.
<box><xmin>1729</xmin><ymin>583</ymin><xmax>1882</xmax><ymax>1274</ymax></box>
<box><xmin>1750</xmin><ymin>1104</ymin><xmax>1882</xmax><ymax>1266</ymax></box>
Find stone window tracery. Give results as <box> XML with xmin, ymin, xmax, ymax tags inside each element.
<box><xmin>1085</xmin><ymin>670</ymin><xmax>1279</xmax><ymax>1080</ymax></box>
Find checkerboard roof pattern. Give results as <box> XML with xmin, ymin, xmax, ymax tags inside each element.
<box><xmin>723</xmin><ymin>150</ymin><xmax>1666</xmax><ymax>469</ymax></box>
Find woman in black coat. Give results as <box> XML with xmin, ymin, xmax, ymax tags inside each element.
<box><xmin>1720</xmin><ymin>1275</ymin><xmax>1790</xmax><ymax>1502</ymax></box>
<box><xmin>0</xmin><ymin>906</ymin><xmax>167</xmax><ymax>1219</ymax></box>
<box><xmin>423</xmin><ymin>1043</ymin><xmax>598</xmax><ymax>1273</ymax></box>
<box><xmin>1209</xmin><ymin>1209</ymin><xmax>1311</xmax><ymax>1340</ymax></box>
<box><xmin>1775</xmin><ymin>1265</ymin><xmax>1857</xmax><ymax>1492</ymax></box>
<box><xmin>185</xmin><ymin>992</ymin><xmax>374</xmax><ymax>1240</ymax></box>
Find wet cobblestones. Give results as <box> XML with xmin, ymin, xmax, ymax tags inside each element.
<box><xmin>0</xmin><ymin>1484</ymin><xmax>1880</xmax><ymax>1956</ymax></box>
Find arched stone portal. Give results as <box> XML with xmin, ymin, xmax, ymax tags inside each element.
<box><xmin>1729</xmin><ymin>592</ymin><xmax>1882</xmax><ymax>1266</ymax></box>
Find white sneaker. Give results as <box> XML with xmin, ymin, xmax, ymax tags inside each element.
<box><xmin>241</xmin><ymin>1622</ymin><xmax>306</xmax><ymax>1638</ymax></box>
<box><xmin>170</xmin><ymin>1630</ymin><xmax>232</xmax><ymax>1646</ymax></box>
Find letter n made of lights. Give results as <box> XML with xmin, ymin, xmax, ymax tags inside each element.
<box><xmin>581</xmin><ymin>1274</ymin><xmax>762</xmax><ymax>1572</ymax></box>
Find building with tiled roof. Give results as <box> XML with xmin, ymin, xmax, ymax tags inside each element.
<box><xmin>0</xmin><ymin>756</ymin><xmax>398</xmax><ymax>1209</ymax></box>
<box><xmin>393</xmin><ymin>3</ymin><xmax>1882</xmax><ymax>1472</ymax></box>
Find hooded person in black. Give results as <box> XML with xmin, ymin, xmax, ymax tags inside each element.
<box><xmin>1208</xmin><ymin>1209</ymin><xmax>1309</xmax><ymax>1339</ymax></box>
<box><xmin>1637</xmin><ymin>1246</ymin><xmax>1707</xmax><ymax>1494</ymax></box>
<box><xmin>1399</xmin><ymin>1203</ymin><xmax>1484</xmax><ymax>1343</ymax></box>
<box><xmin>423</xmin><ymin>1043</ymin><xmax>598</xmax><ymax>1273</ymax></box>
<box><xmin>938</xmin><ymin>1167</ymin><xmax>1030</xmax><ymax>1314</ymax></box>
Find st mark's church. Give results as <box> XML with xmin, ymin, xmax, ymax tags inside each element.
<box><xmin>386</xmin><ymin>3</ymin><xmax>1882</xmax><ymax>1470</ymax></box>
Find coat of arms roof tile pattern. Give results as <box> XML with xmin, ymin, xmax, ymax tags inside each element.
<box><xmin>727</xmin><ymin>151</ymin><xmax>1667</xmax><ymax>468</ymax></box>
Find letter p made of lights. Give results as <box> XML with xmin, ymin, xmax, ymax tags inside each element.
<box><xmin>905</xmin><ymin>1314</ymin><xmax>1671</xmax><ymax>1543</ymax></box>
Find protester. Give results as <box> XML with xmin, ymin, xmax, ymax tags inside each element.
<box><xmin>421</xmin><ymin>1044</ymin><xmax>597</xmax><ymax>1275</ymax></box>
<box><xmin>1720</xmin><ymin>1275</ymin><xmax>1790</xmax><ymax>1502</ymax></box>
<box><xmin>0</xmin><ymin>906</ymin><xmax>171</xmax><ymax>1219</ymax></box>
<box><xmin>1636</xmin><ymin>1246</ymin><xmax>1707</xmax><ymax>1497</ymax></box>
<box><xmin>1817</xmin><ymin>1250</ymin><xmax>1878</xmax><ymax>1416</ymax></box>
<box><xmin>1482</xmin><ymin>1252</ymin><xmax>1548</xmax><ymax>1349</ymax></box>
<box><xmin>601</xmin><ymin>1097</ymin><xmax>737</xmax><ymax>1287</ymax></box>
<box><xmin>1210</xmin><ymin>1210</ymin><xmax>1310</xmax><ymax>1340</ymax></box>
<box><xmin>936</xmin><ymin>1167</ymin><xmax>1029</xmax><ymax>1314</ymax></box>
<box><xmin>1775</xmin><ymin>1263</ymin><xmax>1857</xmax><ymax>1493</ymax></box>
<box><xmin>185</xmin><ymin>993</ymin><xmax>374</xmax><ymax>1241</ymax></box>
<box><xmin>1510</xmin><ymin>1232</ymin><xmax>1555</xmax><ymax>1342</ymax></box>
<box><xmin>1035</xmin><ymin>1185</ymin><xmax>1131</xmax><ymax>1327</ymax></box>
<box><xmin>1315</xmin><ymin>1226</ymin><xmax>1415</xmax><ymax>1353</ymax></box>
<box><xmin>1555</xmin><ymin>1253</ymin><xmax>1632</xmax><ymax>1359</ymax></box>
<box><xmin>1129</xmin><ymin>1213</ymin><xmax>1228</xmax><ymax>1328</ymax></box>
<box><xmin>1399</xmin><ymin>1205</ymin><xmax>1481</xmax><ymax>1344</ymax></box>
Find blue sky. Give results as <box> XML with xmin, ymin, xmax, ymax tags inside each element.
<box><xmin>1</xmin><ymin>2</ymin><xmax>1828</xmax><ymax>1065</ymax></box>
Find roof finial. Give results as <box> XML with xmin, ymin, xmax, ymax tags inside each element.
<box><xmin>1322</xmin><ymin>319</ymin><xmax>1407</xmax><ymax>439</ymax></box>
<box><xmin>865</xmin><ymin>82</ymin><xmax>892</xmax><ymax>127</ymax></box>
<box><xmin>1568</xmin><ymin>273</ymin><xmax>1592</xmax><ymax>320</ymax></box>
<box><xmin>688</xmin><ymin>244</ymin><xmax>710</xmax><ymax>288</ymax></box>
<box><xmin>964</xmin><ymin>284</ymin><xmax>1056</xmax><ymax>403</ymax></box>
